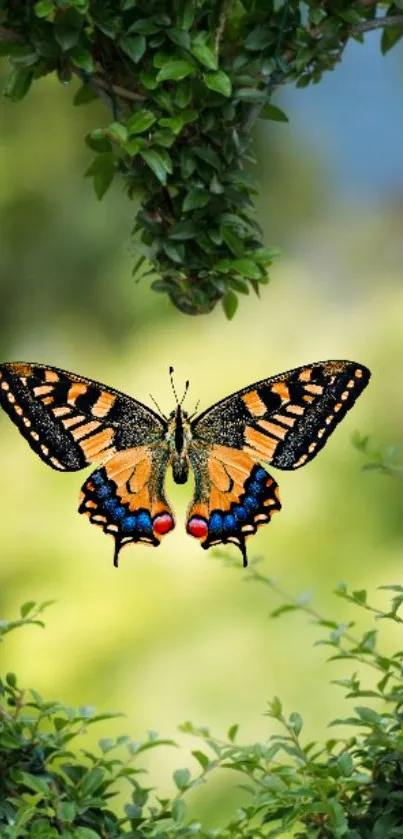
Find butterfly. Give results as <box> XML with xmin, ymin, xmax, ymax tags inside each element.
<box><xmin>0</xmin><ymin>360</ymin><xmax>370</xmax><ymax>567</ymax></box>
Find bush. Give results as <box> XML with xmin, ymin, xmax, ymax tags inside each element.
<box><xmin>2</xmin><ymin>568</ymin><xmax>403</xmax><ymax>838</ymax></box>
<box><xmin>1</xmin><ymin>1</ymin><xmax>403</xmax><ymax>315</ymax></box>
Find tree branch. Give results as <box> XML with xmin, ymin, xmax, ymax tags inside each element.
<box><xmin>351</xmin><ymin>14</ymin><xmax>403</xmax><ymax>35</ymax></box>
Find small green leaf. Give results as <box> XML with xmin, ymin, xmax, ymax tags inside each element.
<box><xmin>3</xmin><ymin>68</ymin><xmax>32</xmax><ymax>102</ymax></box>
<box><xmin>106</xmin><ymin>122</ymin><xmax>128</xmax><ymax>145</ymax></box>
<box><xmin>54</xmin><ymin>25</ymin><xmax>80</xmax><ymax>50</ymax></box>
<box><xmin>57</xmin><ymin>801</ymin><xmax>76</xmax><ymax>823</ymax></box>
<box><xmin>289</xmin><ymin>712</ymin><xmax>303</xmax><ymax>736</ymax></box>
<box><xmin>167</xmin><ymin>28</ymin><xmax>190</xmax><ymax>49</ymax></box>
<box><xmin>6</xmin><ymin>672</ymin><xmax>17</xmax><ymax>687</ymax></box>
<box><xmin>70</xmin><ymin>47</ymin><xmax>94</xmax><ymax>73</ymax></box>
<box><xmin>252</xmin><ymin>246</ymin><xmax>281</xmax><ymax>264</ymax></box>
<box><xmin>85</xmin><ymin>129</ymin><xmax>112</xmax><ymax>152</ymax></box>
<box><xmin>220</xmin><ymin>227</ymin><xmax>244</xmax><ymax>257</ymax></box>
<box><xmin>171</xmin><ymin>799</ymin><xmax>186</xmax><ymax>822</ymax></box>
<box><xmin>128</xmin><ymin>110</ymin><xmax>156</xmax><ymax>134</ymax></box>
<box><xmin>203</xmin><ymin>71</ymin><xmax>232</xmax><ymax>97</ymax></box>
<box><xmin>129</xmin><ymin>18</ymin><xmax>159</xmax><ymax>35</ymax></box>
<box><xmin>20</xmin><ymin>602</ymin><xmax>36</xmax><ymax>618</ymax></box>
<box><xmin>158</xmin><ymin>116</ymin><xmax>185</xmax><ymax>134</ymax></box>
<box><xmin>119</xmin><ymin>35</ymin><xmax>146</xmax><ymax>63</ymax></box>
<box><xmin>228</xmin><ymin>724</ymin><xmax>239</xmax><ymax>742</ymax></box>
<box><xmin>140</xmin><ymin>149</ymin><xmax>170</xmax><ymax>184</ymax></box>
<box><xmin>157</xmin><ymin>60</ymin><xmax>195</xmax><ymax>82</ymax></box>
<box><xmin>337</xmin><ymin>752</ymin><xmax>353</xmax><ymax>777</ymax></box>
<box><xmin>192</xmin><ymin>749</ymin><xmax>209</xmax><ymax>769</ymax></box>
<box><xmin>222</xmin><ymin>291</ymin><xmax>238</xmax><ymax>320</ymax></box>
<box><xmin>168</xmin><ymin>220</ymin><xmax>198</xmax><ymax>240</ymax></box>
<box><xmin>183</xmin><ymin>188</ymin><xmax>210</xmax><ymax>212</ymax></box>
<box><xmin>73</xmin><ymin>84</ymin><xmax>97</xmax><ymax>105</ymax></box>
<box><xmin>34</xmin><ymin>0</ymin><xmax>54</xmax><ymax>17</ymax></box>
<box><xmin>173</xmin><ymin>767</ymin><xmax>191</xmax><ymax>790</ymax></box>
<box><xmin>260</xmin><ymin>104</ymin><xmax>289</xmax><ymax>122</ymax></box>
<box><xmin>232</xmin><ymin>258</ymin><xmax>261</xmax><ymax>279</ymax></box>
<box><xmin>191</xmin><ymin>42</ymin><xmax>217</xmax><ymax>70</ymax></box>
<box><xmin>244</xmin><ymin>24</ymin><xmax>274</xmax><ymax>51</ymax></box>
<box><xmin>177</xmin><ymin>0</ymin><xmax>194</xmax><ymax>30</ymax></box>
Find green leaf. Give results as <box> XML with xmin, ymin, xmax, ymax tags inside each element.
<box><xmin>192</xmin><ymin>749</ymin><xmax>209</xmax><ymax>769</ymax></box>
<box><xmin>182</xmin><ymin>188</ymin><xmax>210</xmax><ymax>212</ymax></box>
<box><xmin>129</xmin><ymin>18</ymin><xmax>159</xmax><ymax>34</ymax></box>
<box><xmin>3</xmin><ymin>68</ymin><xmax>32</xmax><ymax>102</ymax></box>
<box><xmin>140</xmin><ymin>149</ymin><xmax>171</xmax><ymax>184</ymax></box>
<box><xmin>57</xmin><ymin>801</ymin><xmax>76</xmax><ymax>823</ymax></box>
<box><xmin>20</xmin><ymin>601</ymin><xmax>36</xmax><ymax>618</ymax></box>
<box><xmin>220</xmin><ymin>227</ymin><xmax>244</xmax><ymax>257</ymax></box>
<box><xmin>337</xmin><ymin>752</ymin><xmax>353</xmax><ymax>777</ymax></box>
<box><xmin>228</xmin><ymin>724</ymin><xmax>239</xmax><ymax>742</ymax></box>
<box><xmin>73</xmin><ymin>84</ymin><xmax>97</xmax><ymax>105</ymax></box>
<box><xmin>85</xmin><ymin>153</ymin><xmax>116</xmax><ymax>199</ymax></box>
<box><xmin>127</xmin><ymin>110</ymin><xmax>156</xmax><ymax>134</ymax></box>
<box><xmin>177</xmin><ymin>0</ymin><xmax>194</xmax><ymax>30</ymax></box>
<box><xmin>171</xmin><ymin>799</ymin><xmax>186</xmax><ymax>822</ymax></box>
<box><xmin>119</xmin><ymin>35</ymin><xmax>146</xmax><ymax>63</ymax></box>
<box><xmin>168</xmin><ymin>220</ymin><xmax>198</xmax><ymax>240</ymax></box>
<box><xmin>232</xmin><ymin>258</ymin><xmax>261</xmax><ymax>279</ymax></box>
<box><xmin>158</xmin><ymin>116</ymin><xmax>185</xmax><ymax>135</ymax></box>
<box><xmin>222</xmin><ymin>291</ymin><xmax>238</xmax><ymax>320</ymax></box>
<box><xmin>85</xmin><ymin>129</ymin><xmax>112</xmax><ymax>152</ymax></box>
<box><xmin>74</xmin><ymin>830</ymin><xmax>101</xmax><ymax>839</ymax></box>
<box><xmin>157</xmin><ymin>60</ymin><xmax>195</xmax><ymax>82</ymax></box>
<box><xmin>106</xmin><ymin>122</ymin><xmax>128</xmax><ymax>145</ymax></box>
<box><xmin>69</xmin><ymin>47</ymin><xmax>94</xmax><ymax>73</ymax></box>
<box><xmin>203</xmin><ymin>71</ymin><xmax>232</xmax><ymax>97</ymax></box>
<box><xmin>289</xmin><ymin>712</ymin><xmax>303</xmax><ymax>736</ymax></box>
<box><xmin>252</xmin><ymin>246</ymin><xmax>281</xmax><ymax>264</ymax></box>
<box><xmin>260</xmin><ymin>104</ymin><xmax>289</xmax><ymax>122</ymax></box>
<box><xmin>34</xmin><ymin>0</ymin><xmax>54</xmax><ymax>17</ymax></box>
<box><xmin>167</xmin><ymin>28</ymin><xmax>190</xmax><ymax>49</ymax></box>
<box><xmin>173</xmin><ymin>767</ymin><xmax>191</xmax><ymax>790</ymax></box>
<box><xmin>54</xmin><ymin>25</ymin><xmax>80</xmax><ymax>50</ymax></box>
<box><xmin>244</xmin><ymin>24</ymin><xmax>274</xmax><ymax>51</ymax></box>
<box><xmin>191</xmin><ymin>42</ymin><xmax>217</xmax><ymax>70</ymax></box>
<box><xmin>6</xmin><ymin>672</ymin><xmax>17</xmax><ymax>687</ymax></box>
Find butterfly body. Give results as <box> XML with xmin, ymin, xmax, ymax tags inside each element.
<box><xmin>0</xmin><ymin>359</ymin><xmax>370</xmax><ymax>567</ymax></box>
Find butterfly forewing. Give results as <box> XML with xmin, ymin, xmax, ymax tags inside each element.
<box><xmin>0</xmin><ymin>362</ymin><xmax>165</xmax><ymax>471</ymax></box>
<box><xmin>193</xmin><ymin>361</ymin><xmax>371</xmax><ymax>470</ymax></box>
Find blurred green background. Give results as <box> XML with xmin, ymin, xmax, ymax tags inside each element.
<box><xmin>1</xmin><ymin>34</ymin><xmax>403</xmax><ymax>826</ymax></box>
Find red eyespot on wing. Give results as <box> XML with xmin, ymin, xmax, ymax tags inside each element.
<box><xmin>153</xmin><ymin>513</ymin><xmax>174</xmax><ymax>535</ymax></box>
<box><xmin>187</xmin><ymin>516</ymin><xmax>208</xmax><ymax>539</ymax></box>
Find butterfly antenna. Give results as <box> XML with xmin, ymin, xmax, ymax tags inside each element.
<box><xmin>149</xmin><ymin>393</ymin><xmax>167</xmax><ymax>420</ymax></box>
<box><xmin>169</xmin><ymin>366</ymin><xmax>179</xmax><ymax>406</ymax></box>
<box><xmin>188</xmin><ymin>398</ymin><xmax>200</xmax><ymax>421</ymax></box>
<box><xmin>180</xmin><ymin>379</ymin><xmax>190</xmax><ymax>407</ymax></box>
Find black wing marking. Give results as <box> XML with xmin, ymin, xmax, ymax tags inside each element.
<box><xmin>0</xmin><ymin>362</ymin><xmax>166</xmax><ymax>471</ymax></box>
<box><xmin>192</xmin><ymin>360</ymin><xmax>371</xmax><ymax>470</ymax></box>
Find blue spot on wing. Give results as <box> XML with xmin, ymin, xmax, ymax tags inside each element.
<box><xmin>254</xmin><ymin>467</ymin><xmax>267</xmax><ymax>482</ymax></box>
<box><xmin>122</xmin><ymin>515</ymin><xmax>137</xmax><ymax>532</ymax></box>
<box><xmin>233</xmin><ymin>505</ymin><xmax>249</xmax><ymax>524</ymax></box>
<box><xmin>244</xmin><ymin>496</ymin><xmax>260</xmax><ymax>513</ymax></box>
<box><xmin>137</xmin><ymin>510</ymin><xmax>153</xmax><ymax>532</ymax></box>
<box><xmin>96</xmin><ymin>484</ymin><xmax>111</xmax><ymax>499</ymax></box>
<box><xmin>209</xmin><ymin>512</ymin><xmax>223</xmax><ymax>534</ymax></box>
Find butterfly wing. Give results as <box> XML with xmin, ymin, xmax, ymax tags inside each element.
<box><xmin>0</xmin><ymin>362</ymin><xmax>165</xmax><ymax>470</ymax></box>
<box><xmin>186</xmin><ymin>360</ymin><xmax>370</xmax><ymax>564</ymax></box>
<box><xmin>0</xmin><ymin>362</ymin><xmax>173</xmax><ymax>565</ymax></box>
<box><xmin>79</xmin><ymin>446</ymin><xmax>175</xmax><ymax>566</ymax></box>
<box><xmin>192</xmin><ymin>361</ymin><xmax>370</xmax><ymax>470</ymax></box>
<box><xmin>186</xmin><ymin>443</ymin><xmax>281</xmax><ymax>566</ymax></box>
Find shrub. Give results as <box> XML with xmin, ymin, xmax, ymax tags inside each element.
<box><xmin>2</xmin><ymin>569</ymin><xmax>403</xmax><ymax>837</ymax></box>
<box><xmin>1</xmin><ymin>2</ymin><xmax>403</xmax><ymax>316</ymax></box>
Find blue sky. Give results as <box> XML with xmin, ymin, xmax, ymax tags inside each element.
<box><xmin>283</xmin><ymin>31</ymin><xmax>403</xmax><ymax>201</ymax></box>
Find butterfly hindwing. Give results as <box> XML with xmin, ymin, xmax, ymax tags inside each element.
<box><xmin>193</xmin><ymin>361</ymin><xmax>370</xmax><ymax>471</ymax></box>
<box><xmin>0</xmin><ymin>362</ymin><xmax>165</xmax><ymax>471</ymax></box>
<box><xmin>79</xmin><ymin>446</ymin><xmax>175</xmax><ymax>566</ymax></box>
<box><xmin>186</xmin><ymin>444</ymin><xmax>281</xmax><ymax>565</ymax></box>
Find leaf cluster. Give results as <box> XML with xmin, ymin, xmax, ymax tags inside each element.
<box><xmin>3</xmin><ymin>576</ymin><xmax>403</xmax><ymax>838</ymax></box>
<box><xmin>1</xmin><ymin>1</ymin><xmax>403</xmax><ymax>315</ymax></box>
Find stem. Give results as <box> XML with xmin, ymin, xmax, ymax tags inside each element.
<box><xmin>246</xmin><ymin>569</ymin><xmax>403</xmax><ymax>681</ymax></box>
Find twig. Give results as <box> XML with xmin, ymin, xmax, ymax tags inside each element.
<box><xmin>351</xmin><ymin>15</ymin><xmax>403</xmax><ymax>35</ymax></box>
<box><xmin>215</xmin><ymin>0</ymin><xmax>229</xmax><ymax>56</ymax></box>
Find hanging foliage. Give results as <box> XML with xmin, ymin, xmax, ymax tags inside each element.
<box><xmin>1</xmin><ymin>1</ymin><xmax>402</xmax><ymax>316</ymax></box>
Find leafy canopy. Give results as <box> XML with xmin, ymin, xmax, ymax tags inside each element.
<box><xmin>1</xmin><ymin>1</ymin><xmax>403</xmax><ymax>316</ymax></box>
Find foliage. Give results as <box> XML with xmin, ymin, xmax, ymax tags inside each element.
<box><xmin>1</xmin><ymin>2</ymin><xmax>403</xmax><ymax>316</ymax></box>
<box><xmin>3</xmin><ymin>572</ymin><xmax>403</xmax><ymax>837</ymax></box>
<box><xmin>353</xmin><ymin>433</ymin><xmax>403</xmax><ymax>481</ymax></box>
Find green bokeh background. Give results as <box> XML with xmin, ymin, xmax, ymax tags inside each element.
<box><xmin>1</xmin><ymin>64</ymin><xmax>403</xmax><ymax>826</ymax></box>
